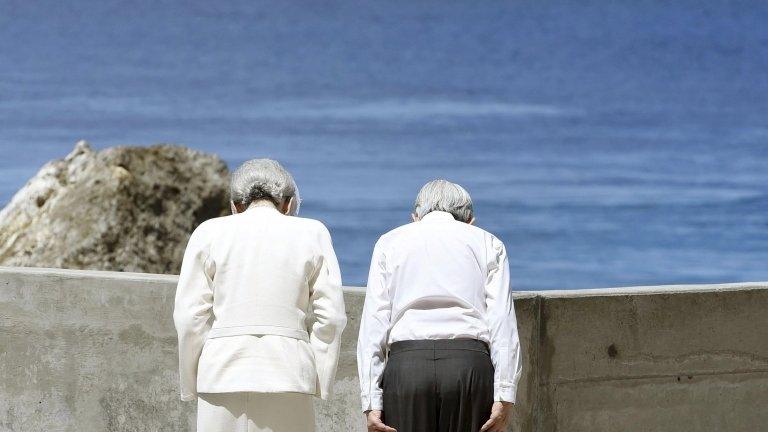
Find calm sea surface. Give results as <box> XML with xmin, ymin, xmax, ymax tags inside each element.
<box><xmin>1</xmin><ymin>1</ymin><xmax>767</xmax><ymax>289</ymax></box>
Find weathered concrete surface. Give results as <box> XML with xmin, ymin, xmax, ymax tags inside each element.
<box><xmin>535</xmin><ymin>285</ymin><xmax>768</xmax><ymax>431</ymax></box>
<box><xmin>0</xmin><ymin>267</ymin><xmax>766</xmax><ymax>432</ymax></box>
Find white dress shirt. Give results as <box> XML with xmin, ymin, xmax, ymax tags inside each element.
<box><xmin>357</xmin><ymin>211</ymin><xmax>522</xmax><ymax>411</ymax></box>
<box><xmin>174</xmin><ymin>205</ymin><xmax>347</xmax><ymax>402</ymax></box>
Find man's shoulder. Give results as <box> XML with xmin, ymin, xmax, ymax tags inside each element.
<box><xmin>378</xmin><ymin>220</ymin><xmax>497</xmax><ymax>240</ymax></box>
<box><xmin>468</xmin><ymin>224</ymin><xmax>507</xmax><ymax>253</ymax></box>
<box><xmin>377</xmin><ymin>222</ymin><xmax>418</xmax><ymax>243</ymax></box>
<box><xmin>368</xmin><ymin>222</ymin><xmax>416</xmax><ymax>252</ymax></box>
<box><xmin>463</xmin><ymin>221</ymin><xmax>498</xmax><ymax>238</ymax></box>
<box><xmin>429</xmin><ymin>219</ymin><xmax>506</xmax><ymax>248</ymax></box>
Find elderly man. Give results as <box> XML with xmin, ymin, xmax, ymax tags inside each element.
<box><xmin>174</xmin><ymin>159</ymin><xmax>347</xmax><ymax>432</ymax></box>
<box><xmin>357</xmin><ymin>179</ymin><xmax>522</xmax><ymax>432</ymax></box>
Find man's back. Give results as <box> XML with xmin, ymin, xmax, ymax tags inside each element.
<box><xmin>373</xmin><ymin>210</ymin><xmax>505</xmax><ymax>343</ymax></box>
<box><xmin>358</xmin><ymin>179</ymin><xmax>521</xmax><ymax>432</ymax></box>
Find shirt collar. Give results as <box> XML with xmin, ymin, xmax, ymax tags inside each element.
<box><xmin>420</xmin><ymin>211</ymin><xmax>456</xmax><ymax>222</ymax></box>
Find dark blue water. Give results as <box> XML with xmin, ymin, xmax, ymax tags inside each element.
<box><xmin>1</xmin><ymin>1</ymin><xmax>767</xmax><ymax>289</ymax></box>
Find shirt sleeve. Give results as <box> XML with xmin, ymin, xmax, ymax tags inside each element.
<box><xmin>173</xmin><ymin>223</ymin><xmax>216</xmax><ymax>402</ymax></box>
<box><xmin>485</xmin><ymin>235</ymin><xmax>522</xmax><ymax>403</ymax></box>
<box><xmin>307</xmin><ymin>224</ymin><xmax>348</xmax><ymax>400</ymax></box>
<box><xmin>357</xmin><ymin>239</ymin><xmax>391</xmax><ymax>412</ymax></box>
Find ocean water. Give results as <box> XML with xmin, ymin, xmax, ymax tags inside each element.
<box><xmin>0</xmin><ymin>0</ymin><xmax>766</xmax><ymax>289</ymax></box>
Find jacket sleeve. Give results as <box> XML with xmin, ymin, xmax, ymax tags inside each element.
<box><xmin>357</xmin><ymin>239</ymin><xmax>391</xmax><ymax>412</ymax></box>
<box><xmin>485</xmin><ymin>235</ymin><xmax>522</xmax><ymax>403</ymax></box>
<box><xmin>173</xmin><ymin>223</ymin><xmax>216</xmax><ymax>401</ymax></box>
<box><xmin>308</xmin><ymin>224</ymin><xmax>347</xmax><ymax>400</ymax></box>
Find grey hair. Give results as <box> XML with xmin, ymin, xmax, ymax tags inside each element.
<box><xmin>413</xmin><ymin>179</ymin><xmax>474</xmax><ymax>222</ymax></box>
<box><xmin>229</xmin><ymin>159</ymin><xmax>301</xmax><ymax>215</ymax></box>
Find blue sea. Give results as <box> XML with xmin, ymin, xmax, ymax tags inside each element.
<box><xmin>1</xmin><ymin>1</ymin><xmax>767</xmax><ymax>289</ymax></box>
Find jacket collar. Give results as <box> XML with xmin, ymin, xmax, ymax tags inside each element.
<box><xmin>244</xmin><ymin>204</ymin><xmax>282</xmax><ymax>216</ymax></box>
<box><xmin>420</xmin><ymin>211</ymin><xmax>456</xmax><ymax>222</ymax></box>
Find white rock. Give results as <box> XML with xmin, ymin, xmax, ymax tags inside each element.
<box><xmin>0</xmin><ymin>141</ymin><xmax>230</xmax><ymax>274</ymax></box>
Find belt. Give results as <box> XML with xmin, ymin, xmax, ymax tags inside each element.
<box><xmin>389</xmin><ymin>338</ymin><xmax>489</xmax><ymax>355</ymax></box>
<box><xmin>207</xmin><ymin>325</ymin><xmax>309</xmax><ymax>341</ymax></box>
<box><xmin>207</xmin><ymin>303</ymin><xmax>309</xmax><ymax>341</ymax></box>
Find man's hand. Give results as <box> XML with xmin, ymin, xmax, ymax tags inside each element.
<box><xmin>480</xmin><ymin>401</ymin><xmax>513</xmax><ymax>432</ymax></box>
<box><xmin>366</xmin><ymin>410</ymin><xmax>397</xmax><ymax>432</ymax></box>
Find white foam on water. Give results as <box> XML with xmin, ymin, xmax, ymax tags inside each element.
<box><xmin>248</xmin><ymin>98</ymin><xmax>571</xmax><ymax>120</ymax></box>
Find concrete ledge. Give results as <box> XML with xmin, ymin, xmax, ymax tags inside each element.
<box><xmin>534</xmin><ymin>281</ymin><xmax>768</xmax><ymax>298</ymax></box>
<box><xmin>1</xmin><ymin>266</ymin><xmax>766</xmax><ymax>431</ymax></box>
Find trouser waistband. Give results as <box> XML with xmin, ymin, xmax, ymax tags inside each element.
<box><xmin>389</xmin><ymin>338</ymin><xmax>489</xmax><ymax>354</ymax></box>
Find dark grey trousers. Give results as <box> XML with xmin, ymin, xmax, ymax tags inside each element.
<box><xmin>382</xmin><ymin>339</ymin><xmax>494</xmax><ymax>432</ymax></box>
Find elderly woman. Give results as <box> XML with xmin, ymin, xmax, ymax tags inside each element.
<box><xmin>174</xmin><ymin>159</ymin><xmax>347</xmax><ymax>432</ymax></box>
<box><xmin>358</xmin><ymin>179</ymin><xmax>522</xmax><ymax>432</ymax></box>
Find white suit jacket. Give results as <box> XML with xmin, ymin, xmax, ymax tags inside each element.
<box><xmin>173</xmin><ymin>206</ymin><xmax>347</xmax><ymax>401</ymax></box>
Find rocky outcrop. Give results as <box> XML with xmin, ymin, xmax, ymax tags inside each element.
<box><xmin>0</xmin><ymin>141</ymin><xmax>230</xmax><ymax>274</ymax></box>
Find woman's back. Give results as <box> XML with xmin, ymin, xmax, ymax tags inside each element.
<box><xmin>207</xmin><ymin>206</ymin><xmax>330</xmax><ymax>339</ymax></box>
<box><xmin>174</xmin><ymin>204</ymin><xmax>346</xmax><ymax>401</ymax></box>
<box><xmin>174</xmin><ymin>158</ymin><xmax>345</xmax><ymax>432</ymax></box>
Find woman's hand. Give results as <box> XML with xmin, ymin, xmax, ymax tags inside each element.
<box><xmin>366</xmin><ymin>410</ymin><xmax>397</xmax><ymax>432</ymax></box>
<box><xmin>480</xmin><ymin>401</ymin><xmax>513</xmax><ymax>432</ymax></box>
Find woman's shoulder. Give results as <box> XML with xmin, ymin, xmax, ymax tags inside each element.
<box><xmin>285</xmin><ymin>215</ymin><xmax>330</xmax><ymax>235</ymax></box>
<box><xmin>192</xmin><ymin>214</ymin><xmax>232</xmax><ymax>235</ymax></box>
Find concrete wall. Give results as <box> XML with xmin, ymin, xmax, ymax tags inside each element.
<box><xmin>0</xmin><ymin>266</ymin><xmax>766</xmax><ymax>432</ymax></box>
